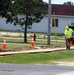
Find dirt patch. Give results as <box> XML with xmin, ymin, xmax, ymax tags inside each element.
<box><xmin>54</xmin><ymin>62</ymin><xmax>74</xmax><ymax>66</ymax></box>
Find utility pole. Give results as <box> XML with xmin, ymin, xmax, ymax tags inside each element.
<box><xmin>47</xmin><ymin>0</ymin><xmax>51</xmax><ymax>45</ymax></box>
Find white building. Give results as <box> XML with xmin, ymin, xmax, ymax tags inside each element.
<box><xmin>0</xmin><ymin>4</ymin><xmax>74</xmax><ymax>34</ymax></box>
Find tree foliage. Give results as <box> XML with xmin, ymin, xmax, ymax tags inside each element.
<box><xmin>0</xmin><ymin>0</ymin><xmax>6</xmax><ymax>17</ymax></box>
<box><xmin>63</xmin><ymin>1</ymin><xmax>74</xmax><ymax>5</ymax></box>
<box><xmin>1</xmin><ymin>0</ymin><xmax>47</xmax><ymax>43</ymax></box>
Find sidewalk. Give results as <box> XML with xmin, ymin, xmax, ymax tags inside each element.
<box><xmin>0</xmin><ymin>47</ymin><xmax>74</xmax><ymax>56</ymax></box>
<box><xmin>0</xmin><ymin>47</ymin><xmax>66</xmax><ymax>56</ymax></box>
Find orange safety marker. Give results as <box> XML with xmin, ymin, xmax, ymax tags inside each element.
<box><xmin>2</xmin><ymin>38</ymin><xmax>7</xmax><ymax>51</ymax></box>
<box><xmin>31</xmin><ymin>37</ymin><xmax>35</xmax><ymax>47</ymax></box>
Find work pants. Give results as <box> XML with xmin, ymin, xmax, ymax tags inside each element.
<box><xmin>65</xmin><ymin>38</ymin><xmax>72</xmax><ymax>49</ymax></box>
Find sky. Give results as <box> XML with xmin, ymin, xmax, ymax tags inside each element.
<box><xmin>43</xmin><ymin>0</ymin><xmax>74</xmax><ymax>4</ymax></box>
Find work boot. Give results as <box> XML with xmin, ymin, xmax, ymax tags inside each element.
<box><xmin>68</xmin><ymin>46</ymin><xmax>70</xmax><ymax>50</ymax></box>
<box><xmin>66</xmin><ymin>45</ymin><xmax>70</xmax><ymax>50</ymax></box>
<box><xmin>67</xmin><ymin>46</ymin><xmax>70</xmax><ymax>50</ymax></box>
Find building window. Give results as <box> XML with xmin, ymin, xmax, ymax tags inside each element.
<box><xmin>52</xmin><ymin>19</ymin><xmax>58</xmax><ymax>27</ymax></box>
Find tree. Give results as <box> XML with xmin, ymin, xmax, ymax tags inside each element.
<box><xmin>0</xmin><ymin>0</ymin><xmax>4</xmax><ymax>11</ymax></box>
<box><xmin>63</xmin><ymin>1</ymin><xmax>74</xmax><ymax>5</ymax></box>
<box><xmin>0</xmin><ymin>0</ymin><xmax>5</xmax><ymax>17</ymax></box>
<box><xmin>4</xmin><ymin>0</ymin><xmax>47</xmax><ymax>43</ymax></box>
<box><xmin>0</xmin><ymin>0</ymin><xmax>9</xmax><ymax>17</ymax></box>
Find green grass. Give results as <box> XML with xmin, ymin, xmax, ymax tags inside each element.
<box><xmin>0</xmin><ymin>35</ymin><xmax>66</xmax><ymax>50</ymax></box>
<box><xmin>0</xmin><ymin>31</ymin><xmax>71</xmax><ymax>64</ymax></box>
<box><xmin>0</xmin><ymin>50</ymin><xmax>74</xmax><ymax>64</ymax></box>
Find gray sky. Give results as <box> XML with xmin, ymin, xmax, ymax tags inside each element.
<box><xmin>43</xmin><ymin>0</ymin><xmax>74</xmax><ymax>4</ymax></box>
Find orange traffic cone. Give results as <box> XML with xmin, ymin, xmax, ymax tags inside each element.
<box><xmin>2</xmin><ymin>38</ymin><xmax>7</xmax><ymax>51</ymax></box>
<box><xmin>31</xmin><ymin>37</ymin><xmax>35</xmax><ymax>47</ymax></box>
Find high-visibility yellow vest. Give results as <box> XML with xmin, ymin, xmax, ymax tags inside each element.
<box><xmin>64</xmin><ymin>28</ymin><xmax>73</xmax><ymax>38</ymax></box>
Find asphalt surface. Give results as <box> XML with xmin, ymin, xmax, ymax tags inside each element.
<box><xmin>0</xmin><ymin>63</ymin><xmax>74</xmax><ymax>75</ymax></box>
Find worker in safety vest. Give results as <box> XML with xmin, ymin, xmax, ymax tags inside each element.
<box><xmin>64</xmin><ymin>26</ymin><xmax>73</xmax><ymax>49</ymax></box>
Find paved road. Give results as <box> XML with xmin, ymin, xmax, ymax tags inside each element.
<box><xmin>0</xmin><ymin>63</ymin><xmax>74</xmax><ymax>75</ymax></box>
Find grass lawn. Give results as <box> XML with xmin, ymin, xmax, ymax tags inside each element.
<box><xmin>0</xmin><ymin>31</ymin><xmax>73</xmax><ymax>65</ymax></box>
<box><xmin>0</xmin><ymin>50</ymin><xmax>74</xmax><ymax>64</ymax></box>
<box><xmin>0</xmin><ymin>35</ymin><xmax>66</xmax><ymax>50</ymax></box>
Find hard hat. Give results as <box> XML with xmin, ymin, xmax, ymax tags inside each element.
<box><xmin>66</xmin><ymin>26</ymin><xmax>69</xmax><ymax>30</ymax></box>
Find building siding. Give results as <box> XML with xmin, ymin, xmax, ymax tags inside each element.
<box><xmin>0</xmin><ymin>15</ymin><xmax>74</xmax><ymax>34</ymax></box>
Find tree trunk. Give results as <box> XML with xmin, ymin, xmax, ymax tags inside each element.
<box><xmin>24</xmin><ymin>24</ymin><xmax>27</xmax><ymax>43</ymax></box>
<box><xmin>24</xmin><ymin>14</ymin><xmax>29</xmax><ymax>43</ymax></box>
